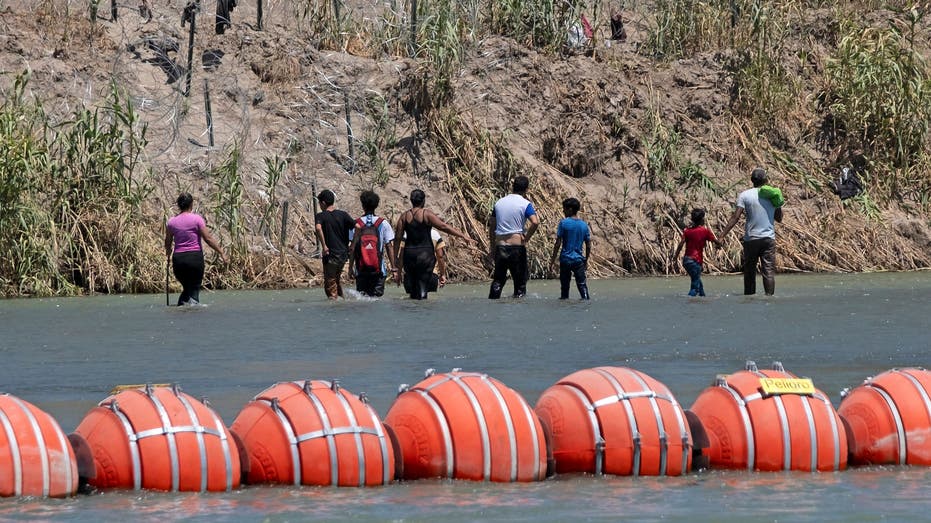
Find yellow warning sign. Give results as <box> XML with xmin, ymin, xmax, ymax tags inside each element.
<box><xmin>760</xmin><ymin>377</ymin><xmax>815</xmax><ymax>395</ymax></box>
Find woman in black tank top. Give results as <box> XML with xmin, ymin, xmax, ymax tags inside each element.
<box><xmin>393</xmin><ymin>190</ymin><xmax>474</xmax><ymax>299</ymax></box>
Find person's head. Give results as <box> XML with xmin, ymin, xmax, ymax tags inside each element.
<box><xmin>317</xmin><ymin>189</ymin><xmax>336</xmax><ymax>208</ymax></box>
<box><xmin>562</xmin><ymin>197</ymin><xmax>581</xmax><ymax>217</ymax></box>
<box><xmin>750</xmin><ymin>167</ymin><xmax>767</xmax><ymax>187</ymax></box>
<box><xmin>360</xmin><ymin>190</ymin><xmax>380</xmax><ymax>214</ymax></box>
<box><xmin>690</xmin><ymin>208</ymin><xmax>706</xmax><ymax>226</ymax></box>
<box><xmin>410</xmin><ymin>189</ymin><xmax>426</xmax><ymax>208</ymax></box>
<box><xmin>512</xmin><ymin>176</ymin><xmax>530</xmax><ymax>194</ymax></box>
<box><xmin>176</xmin><ymin>192</ymin><xmax>194</xmax><ymax>211</ymax></box>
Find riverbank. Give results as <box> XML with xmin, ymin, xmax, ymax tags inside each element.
<box><xmin>1</xmin><ymin>0</ymin><xmax>929</xmax><ymax>297</ymax></box>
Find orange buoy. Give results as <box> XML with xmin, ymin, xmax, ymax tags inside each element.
<box><xmin>690</xmin><ymin>361</ymin><xmax>846</xmax><ymax>472</ymax></box>
<box><xmin>0</xmin><ymin>393</ymin><xmax>78</xmax><ymax>498</ymax></box>
<box><xmin>535</xmin><ymin>366</ymin><xmax>692</xmax><ymax>476</ymax></box>
<box><xmin>384</xmin><ymin>369</ymin><xmax>546</xmax><ymax>482</ymax></box>
<box><xmin>230</xmin><ymin>380</ymin><xmax>394</xmax><ymax>487</ymax></box>
<box><xmin>74</xmin><ymin>384</ymin><xmax>240</xmax><ymax>492</ymax></box>
<box><xmin>838</xmin><ymin>368</ymin><xmax>931</xmax><ymax>466</ymax></box>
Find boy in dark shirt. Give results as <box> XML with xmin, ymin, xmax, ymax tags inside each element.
<box><xmin>314</xmin><ymin>189</ymin><xmax>355</xmax><ymax>299</ymax></box>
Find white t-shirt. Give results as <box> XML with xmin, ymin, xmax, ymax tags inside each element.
<box><xmin>736</xmin><ymin>188</ymin><xmax>777</xmax><ymax>240</ymax></box>
<box><xmin>492</xmin><ymin>194</ymin><xmax>536</xmax><ymax>236</ymax></box>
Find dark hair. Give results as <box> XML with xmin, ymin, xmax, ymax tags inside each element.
<box><xmin>751</xmin><ymin>167</ymin><xmax>767</xmax><ymax>187</ymax></box>
<box><xmin>176</xmin><ymin>192</ymin><xmax>194</xmax><ymax>211</ymax></box>
<box><xmin>562</xmin><ymin>197</ymin><xmax>581</xmax><ymax>215</ymax></box>
<box><xmin>512</xmin><ymin>175</ymin><xmax>530</xmax><ymax>194</ymax></box>
<box><xmin>317</xmin><ymin>189</ymin><xmax>335</xmax><ymax>206</ymax></box>
<box><xmin>690</xmin><ymin>208</ymin><xmax>706</xmax><ymax>226</ymax></box>
<box><xmin>360</xmin><ymin>190</ymin><xmax>380</xmax><ymax>213</ymax></box>
<box><xmin>410</xmin><ymin>189</ymin><xmax>426</xmax><ymax>207</ymax></box>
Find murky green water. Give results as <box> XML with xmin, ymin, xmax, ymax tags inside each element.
<box><xmin>1</xmin><ymin>272</ymin><xmax>929</xmax><ymax>521</ymax></box>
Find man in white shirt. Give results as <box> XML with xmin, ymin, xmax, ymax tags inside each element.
<box><xmin>488</xmin><ymin>176</ymin><xmax>540</xmax><ymax>299</ymax></box>
<box><xmin>720</xmin><ymin>167</ymin><xmax>784</xmax><ymax>295</ymax></box>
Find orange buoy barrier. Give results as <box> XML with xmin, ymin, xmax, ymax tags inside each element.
<box><xmin>690</xmin><ymin>361</ymin><xmax>846</xmax><ymax>472</ymax></box>
<box><xmin>74</xmin><ymin>384</ymin><xmax>240</xmax><ymax>492</ymax></box>
<box><xmin>384</xmin><ymin>369</ymin><xmax>546</xmax><ymax>482</ymax></box>
<box><xmin>0</xmin><ymin>393</ymin><xmax>78</xmax><ymax>498</ymax></box>
<box><xmin>230</xmin><ymin>380</ymin><xmax>394</xmax><ymax>487</ymax></box>
<box><xmin>838</xmin><ymin>368</ymin><xmax>931</xmax><ymax>466</ymax></box>
<box><xmin>535</xmin><ymin>366</ymin><xmax>693</xmax><ymax>476</ymax></box>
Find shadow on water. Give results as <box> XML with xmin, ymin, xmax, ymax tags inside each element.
<box><xmin>1</xmin><ymin>272</ymin><xmax>930</xmax><ymax>520</ymax></box>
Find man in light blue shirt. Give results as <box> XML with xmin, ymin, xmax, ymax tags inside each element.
<box><xmin>720</xmin><ymin>167</ymin><xmax>784</xmax><ymax>295</ymax></box>
<box><xmin>488</xmin><ymin>176</ymin><xmax>539</xmax><ymax>298</ymax></box>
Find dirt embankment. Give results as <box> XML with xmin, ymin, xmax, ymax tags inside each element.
<box><xmin>1</xmin><ymin>0</ymin><xmax>929</xmax><ymax>294</ymax></box>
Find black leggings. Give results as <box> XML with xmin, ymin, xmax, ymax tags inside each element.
<box><xmin>172</xmin><ymin>250</ymin><xmax>204</xmax><ymax>305</ymax></box>
<box><xmin>403</xmin><ymin>246</ymin><xmax>437</xmax><ymax>300</ymax></box>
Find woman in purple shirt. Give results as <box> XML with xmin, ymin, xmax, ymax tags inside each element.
<box><xmin>164</xmin><ymin>193</ymin><xmax>227</xmax><ymax>305</ymax></box>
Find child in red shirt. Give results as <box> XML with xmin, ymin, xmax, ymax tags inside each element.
<box><xmin>674</xmin><ymin>208</ymin><xmax>722</xmax><ymax>296</ymax></box>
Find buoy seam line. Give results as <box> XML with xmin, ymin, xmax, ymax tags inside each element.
<box><xmin>514</xmin><ymin>390</ymin><xmax>543</xmax><ymax>480</ymax></box>
<box><xmin>107</xmin><ymin>403</ymin><xmax>143</xmax><ymax>489</ymax></box>
<box><xmin>481</xmin><ymin>375</ymin><xmax>519</xmax><ymax>482</ymax></box>
<box><xmin>176</xmin><ymin>393</ymin><xmax>209</xmax><ymax>492</ymax></box>
<box><xmin>592</xmin><ymin>368</ymin><xmax>642</xmax><ymax>476</ymax></box>
<box><xmin>204</xmin><ymin>404</ymin><xmax>234</xmax><ymax>491</ymax></box>
<box><xmin>304</xmin><ymin>388</ymin><xmax>339</xmax><ymax>486</ymax></box>
<box><xmin>0</xmin><ymin>402</ymin><xmax>23</xmax><ymax>496</ymax></box>
<box><xmin>865</xmin><ymin>384</ymin><xmax>908</xmax><ymax>465</ymax></box>
<box><xmin>897</xmin><ymin>369</ymin><xmax>931</xmax><ymax>463</ymax></box>
<box><xmin>131</xmin><ymin>426</ymin><xmax>224</xmax><ymax>438</ymax></box>
<box><xmin>799</xmin><ymin>395</ymin><xmax>818</xmax><ymax>471</ymax></box>
<box><xmin>564</xmin><ymin>384</ymin><xmax>605</xmax><ymax>475</ymax></box>
<box><xmin>360</xmin><ymin>401</ymin><xmax>392</xmax><ymax>485</ymax></box>
<box><xmin>333</xmin><ymin>389</ymin><xmax>367</xmax><ymax>486</ymax></box>
<box><xmin>258</xmin><ymin>398</ymin><xmax>302</xmax><ymax>486</ymax></box>
<box><xmin>717</xmin><ymin>382</ymin><xmax>756</xmax><ymax>471</ymax></box>
<box><xmin>9</xmin><ymin>396</ymin><xmax>50</xmax><ymax>496</ymax></box>
<box><xmin>145</xmin><ymin>391</ymin><xmax>181</xmax><ymax>491</ymax></box>
<box><xmin>47</xmin><ymin>410</ymin><xmax>73</xmax><ymax>495</ymax></box>
<box><xmin>451</xmin><ymin>375</ymin><xmax>492</xmax><ymax>481</ymax></box>
<box><xmin>626</xmin><ymin>369</ymin><xmax>670</xmax><ymax>476</ymax></box>
<box><xmin>414</xmin><ymin>389</ymin><xmax>455</xmax><ymax>478</ymax></box>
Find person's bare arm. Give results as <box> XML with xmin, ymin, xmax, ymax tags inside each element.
<box><xmin>674</xmin><ymin>237</ymin><xmax>685</xmax><ymax>259</ymax></box>
<box><xmin>164</xmin><ymin>225</ymin><xmax>173</xmax><ymax>258</ymax></box>
<box><xmin>719</xmin><ymin>207</ymin><xmax>744</xmax><ymax>238</ymax></box>
<box><xmin>584</xmin><ymin>238</ymin><xmax>592</xmax><ymax>261</ymax></box>
<box><xmin>775</xmin><ymin>207</ymin><xmax>784</xmax><ymax>223</ymax></box>
<box><xmin>435</xmin><ymin>243</ymin><xmax>447</xmax><ymax>286</ymax></box>
<box><xmin>347</xmin><ymin>224</ymin><xmax>362</xmax><ymax>279</ymax></box>
<box><xmin>314</xmin><ymin>223</ymin><xmax>328</xmax><ymax>257</ymax></box>
<box><xmin>199</xmin><ymin>224</ymin><xmax>228</xmax><ymax>263</ymax></box>
<box><xmin>393</xmin><ymin>215</ymin><xmax>406</xmax><ymax>270</ymax></box>
<box><xmin>427</xmin><ymin>210</ymin><xmax>472</xmax><ymax>242</ymax></box>
<box><xmin>549</xmin><ymin>237</ymin><xmax>562</xmax><ymax>269</ymax></box>
<box><xmin>524</xmin><ymin>213</ymin><xmax>540</xmax><ymax>243</ymax></box>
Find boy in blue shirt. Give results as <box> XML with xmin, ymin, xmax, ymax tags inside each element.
<box><xmin>548</xmin><ymin>197</ymin><xmax>591</xmax><ymax>299</ymax></box>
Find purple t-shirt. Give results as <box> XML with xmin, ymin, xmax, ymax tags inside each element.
<box><xmin>167</xmin><ymin>212</ymin><xmax>206</xmax><ymax>253</ymax></box>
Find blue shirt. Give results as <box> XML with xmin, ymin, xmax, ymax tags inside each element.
<box><xmin>557</xmin><ymin>217</ymin><xmax>590</xmax><ymax>263</ymax></box>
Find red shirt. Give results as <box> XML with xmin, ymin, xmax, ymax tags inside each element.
<box><xmin>683</xmin><ymin>226</ymin><xmax>716</xmax><ymax>264</ymax></box>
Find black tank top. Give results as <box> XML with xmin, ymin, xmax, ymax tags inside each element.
<box><xmin>404</xmin><ymin>209</ymin><xmax>433</xmax><ymax>249</ymax></box>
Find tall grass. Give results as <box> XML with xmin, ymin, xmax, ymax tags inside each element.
<box><xmin>0</xmin><ymin>73</ymin><xmax>157</xmax><ymax>296</ymax></box>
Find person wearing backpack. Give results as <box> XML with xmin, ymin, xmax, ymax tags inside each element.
<box><xmin>347</xmin><ymin>190</ymin><xmax>396</xmax><ymax>297</ymax></box>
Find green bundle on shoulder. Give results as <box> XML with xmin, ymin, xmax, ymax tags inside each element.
<box><xmin>759</xmin><ymin>185</ymin><xmax>785</xmax><ymax>207</ymax></box>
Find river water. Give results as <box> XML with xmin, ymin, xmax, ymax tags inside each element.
<box><xmin>1</xmin><ymin>272</ymin><xmax>930</xmax><ymax>521</ymax></box>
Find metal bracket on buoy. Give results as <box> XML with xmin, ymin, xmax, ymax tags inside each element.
<box><xmin>451</xmin><ymin>368</ymin><xmax>462</xmax><ymax>373</ymax></box>
<box><xmin>303</xmin><ymin>380</ymin><xmax>313</xmax><ymax>394</ymax></box>
<box><xmin>594</xmin><ymin>437</ymin><xmax>606</xmax><ymax>476</ymax></box>
<box><xmin>202</xmin><ymin>397</ymin><xmax>210</xmax><ymax>407</ymax></box>
<box><xmin>745</xmin><ymin>361</ymin><xmax>758</xmax><ymax>372</ymax></box>
<box><xmin>171</xmin><ymin>383</ymin><xmax>183</xmax><ymax>396</ymax></box>
<box><xmin>424</xmin><ymin>368</ymin><xmax>436</xmax><ymax>377</ymax></box>
<box><xmin>358</xmin><ymin>392</ymin><xmax>369</xmax><ymax>404</ymax></box>
<box><xmin>145</xmin><ymin>383</ymin><xmax>154</xmax><ymax>396</ymax></box>
<box><xmin>270</xmin><ymin>397</ymin><xmax>281</xmax><ymax>412</ymax></box>
<box><xmin>772</xmin><ymin>361</ymin><xmax>785</xmax><ymax>372</ymax></box>
<box><xmin>331</xmin><ymin>379</ymin><xmax>341</xmax><ymax>393</ymax></box>
<box><xmin>397</xmin><ymin>384</ymin><xmax>410</xmax><ymax>396</ymax></box>
<box><xmin>839</xmin><ymin>387</ymin><xmax>850</xmax><ymax>398</ymax></box>
<box><xmin>715</xmin><ymin>375</ymin><xmax>728</xmax><ymax>387</ymax></box>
